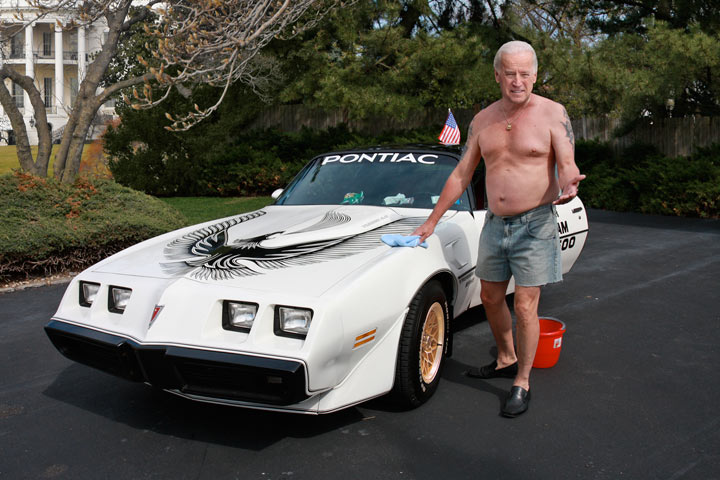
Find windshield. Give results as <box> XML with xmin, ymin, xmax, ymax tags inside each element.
<box><xmin>275</xmin><ymin>151</ymin><xmax>471</xmax><ymax>211</ymax></box>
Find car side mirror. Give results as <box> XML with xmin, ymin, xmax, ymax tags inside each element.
<box><xmin>271</xmin><ymin>188</ymin><xmax>284</xmax><ymax>200</ymax></box>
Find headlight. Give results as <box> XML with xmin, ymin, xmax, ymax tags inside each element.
<box><xmin>79</xmin><ymin>281</ymin><xmax>100</xmax><ymax>307</ymax></box>
<box><xmin>222</xmin><ymin>301</ymin><xmax>258</xmax><ymax>332</ymax></box>
<box><xmin>108</xmin><ymin>286</ymin><xmax>132</xmax><ymax>314</ymax></box>
<box><xmin>275</xmin><ymin>306</ymin><xmax>313</xmax><ymax>339</ymax></box>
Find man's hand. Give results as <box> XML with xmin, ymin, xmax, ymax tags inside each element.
<box><xmin>412</xmin><ymin>219</ymin><xmax>438</xmax><ymax>244</ymax></box>
<box><xmin>553</xmin><ymin>174</ymin><xmax>586</xmax><ymax>205</ymax></box>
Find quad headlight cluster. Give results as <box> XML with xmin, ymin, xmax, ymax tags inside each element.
<box><xmin>222</xmin><ymin>301</ymin><xmax>313</xmax><ymax>339</ymax></box>
<box><xmin>79</xmin><ymin>281</ymin><xmax>132</xmax><ymax>314</ymax></box>
<box><xmin>79</xmin><ymin>282</ymin><xmax>312</xmax><ymax>337</ymax></box>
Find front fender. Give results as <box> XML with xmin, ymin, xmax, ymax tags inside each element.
<box><xmin>307</xmin><ymin>239</ymin><xmax>453</xmax><ymax>393</ymax></box>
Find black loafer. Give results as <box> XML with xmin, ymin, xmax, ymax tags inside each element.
<box><xmin>502</xmin><ymin>386</ymin><xmax>531</xmax><ymax>418</ymax></box>
<box><xmin>465</xmin><ymin>360</ymin><xmax>518</xmax><ymax>379</ymax></box>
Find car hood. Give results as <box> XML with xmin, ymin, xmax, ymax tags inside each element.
<box><xmin>93</xmin><ymin>205</ymin><xmax>436</xmax><ymax>297</ymax></box>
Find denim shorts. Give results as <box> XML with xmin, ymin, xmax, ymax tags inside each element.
<box><xmin>475</xmin><ymin>203</ymin><xmax>562</xmax><ymax>287</ymax></box>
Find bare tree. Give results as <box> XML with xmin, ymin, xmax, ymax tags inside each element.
<box><xmin>135</xmin><ymin>0</ymin><xmax>341</xmax><ymax>131</ymax></box>
<box><xmin>0</xmin><ymin>0</ymin><xmax>340</xmax><ymax>182</ymax></box>
<box><xmin>502</xmin><ymin>0</ymin><xmax>601</xmax><ymax>47</ymax></box>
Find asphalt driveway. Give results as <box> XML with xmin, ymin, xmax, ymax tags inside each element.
<box><xmin>1</xmin><ymin>209</ymin><xmax>718</xmax><ymax>479</ymax></box>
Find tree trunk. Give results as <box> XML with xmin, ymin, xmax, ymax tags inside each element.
<box><xmin>54</xmin><ymin>2</ymin><xmax>135</xmax><ymax>183</ymax></box>
<box><xmin>52</xmin><ymin>88</ymin><xmax>82</xmax><ymax>181</ymax></box>
<box><xmin>0</xmin><ymin>66</ymin><xmax>53</xmax><ymax>177</ymax></box>
<box><xmin>60</xmin><ymin>97</ymin><xmax>101</xmax><ymax>183</ymax></box>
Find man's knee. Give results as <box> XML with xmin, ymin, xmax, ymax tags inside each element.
<box><xmin>480</xmin><ymin>281</ymin><xmax>508</xmax><ymax>308</ymax></box>
<box><xmin>513</xmin><ymin>287</ymin><xmax>541</xmax><ymax>322</ymax></box>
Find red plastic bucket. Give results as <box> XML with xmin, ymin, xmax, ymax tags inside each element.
<box><xmin>533</xmin><ymin>317</ymin><xmax>566</xmax><ymax>368</ymax></box>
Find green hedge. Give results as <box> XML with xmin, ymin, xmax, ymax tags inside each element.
<box><xmin>0</xmin><ymin>172</ymin><xmax>186</xmax><ymax>281</ymax></box>
<box><xmin>576</xmin><ymin>141</ymin><xmax>720</xmax><ymax>218</ymax></box>
<box><xmin>105</xmin><ymin>118</ymin><xmax>720</xmax><ymax>218</ymax></box>
<box><xmin>106</xmin><ymin>124</ymin><xmax>439</xmax><ymax>197</ymax></box>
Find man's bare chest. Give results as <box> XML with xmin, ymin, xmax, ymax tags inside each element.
<box><xmin>478</xmin><ymin>121</ymin><xmax>553</xmax><ymax>162</ymax></box>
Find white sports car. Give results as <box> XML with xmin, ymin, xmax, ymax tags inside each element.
<box><xmin>45</xmin><ymin>146</ymin><xmax>588</xmax><ymax>414</ymax></box>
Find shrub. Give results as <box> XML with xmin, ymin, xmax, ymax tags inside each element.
<box><xmin>575</xmin><ymin>139</ymin><xmax>615</xmax><ymax>173</ymax></box>
<box><xmin>106</xmin><ymin>122</ymin><xmax>439</xmax><ymax>197</ymax></box>
<box><xmin>0</xmin><ymin>172</ymin><xmax>187</xmax><ymax>281</ymax></box>
<box><xmin>631</xmin><ymin>146</ymin><xmax>720</xmax><ymax>217</ymax></box>
<box><xmin>576</xmin><ymin>140</ymin><xmax>720</xmax><ymax>218</ymax></box>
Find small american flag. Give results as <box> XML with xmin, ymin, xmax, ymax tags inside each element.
<box><xmin>438</xmin><ymin>109</ymin><xmax>461</xmax><ymax>145</ymax></box>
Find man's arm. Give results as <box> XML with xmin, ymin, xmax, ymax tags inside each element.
<box><xmin>552</xmin><ymin>105</ymin><xmax>585</xmax><ymax>205</ymax></box>
<box><xmin>413</xmin><ymin>120</ymin><xmax>482</xmax><ymax>243</ymax></box>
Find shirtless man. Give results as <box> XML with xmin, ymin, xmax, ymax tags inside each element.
<box><xmin>413</xmin><ymin>41</ymin><xmax>585</xmax><ymax>417</ymax></box>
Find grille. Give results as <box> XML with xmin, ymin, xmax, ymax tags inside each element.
<box><xmin>171</xmin><ymin>356</ymin><xmax>306</xmax><ymax>405</ymax></box>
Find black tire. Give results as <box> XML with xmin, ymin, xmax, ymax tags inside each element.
<box><xmin>391</xmin><ymin>280</ymin><xmax>449</xmax><ymax>408</ymax></box>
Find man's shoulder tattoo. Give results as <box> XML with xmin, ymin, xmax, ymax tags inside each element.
<box><xmin>460</xmin><ymin>123</ymin><xmax>475</xmax><ymax>159</ymax></box>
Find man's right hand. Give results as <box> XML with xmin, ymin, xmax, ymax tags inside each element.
<box><xmin>412</xmin><ymin>220</ymin><xmax>437</xmax><ymax>245</ymax></box>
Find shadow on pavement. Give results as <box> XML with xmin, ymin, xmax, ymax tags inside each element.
<box><xmin>43</xmin><ymin>363</ymin><xmax>366</xmax><ymax>451</ymax></box>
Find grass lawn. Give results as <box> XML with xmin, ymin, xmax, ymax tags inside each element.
<box><xmin>0</xmin><ymin>144</ymin><xmax>97</xmax><ymax>176</ymax></box>
<box><xmin>161</xmin><ymin>196</ymin><xmax>274</xmax><ymax>225</ymax></box>
<box><xmin>0</xmin><ymin>145</ymin><xmax>58</xmax><ymax>175</ymax></box>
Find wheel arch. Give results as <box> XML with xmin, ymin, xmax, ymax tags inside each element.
<box><xmin>413</xmin><ymin>269</ymin><xmax>457</xmax><ymax>358</ymax></box>
<box><xmin>423</xmin><ymin>270</ymin><xmax>457</xmax><ymax>315</ymax></box>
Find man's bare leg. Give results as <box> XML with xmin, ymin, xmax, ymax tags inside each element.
<box><xmin>480</xmin><ymin>279</ymin><xmax>517</xmax><ymax>369</ymax></box>
<box><xmin>512</xmin><ymin>285</ymin><xmax>541</xmax><ymax>390</ymax></box>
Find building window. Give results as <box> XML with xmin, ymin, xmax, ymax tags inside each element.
<box><xmin>68</xmin><ymin>31</ymin><xmax>78</xmax><ymax>60</ymax></box>
<box><xmin>10</xmin><ymin>34</ymin><xmax>24</xmax><ymax>58</ymax></box>
<box><xmin>44</xmin><ymin>78</ymin><xmax>53</xmax><ymax>108</ymax></box>
<box><xmin>12</xmin><ymin>82</ymin><xmax>24</xmax><ymax>108</ymax></box>
<box><xmin>43</xmin><ymin>32</ymin><xmax>52</xmax><ymax>57</ymax></box>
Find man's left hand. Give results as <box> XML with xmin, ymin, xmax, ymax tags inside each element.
<box><xmin>553</xmin><ymin>174</ymin><xmax>586</xmax><ymax>205</ymax></box>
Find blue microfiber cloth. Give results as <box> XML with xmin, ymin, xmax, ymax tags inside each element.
<box><xmin>381</xmin><ymin>234</ymin><xmax>428</xmax><ymax>248</ymax></box>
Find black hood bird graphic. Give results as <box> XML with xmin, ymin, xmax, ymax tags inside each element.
<box><xmin>161</xmin><ymin>209</ymin><xmax>425</xmax><ymax>281</ymax></box>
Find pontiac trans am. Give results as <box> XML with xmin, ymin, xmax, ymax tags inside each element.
<box><xmin>45</xmin><ymin>145</ymin><xmax>588</xmax><ymax>414</ymax></box>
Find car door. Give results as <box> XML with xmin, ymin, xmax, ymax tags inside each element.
<box><xmin>554</xmin><ymin>197</ymin><xmax>589</xmax><ymax>274</ymax></box>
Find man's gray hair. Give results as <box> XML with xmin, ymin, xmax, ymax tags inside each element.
<box><xmin>493</xmin><ymin>41</ymin><xmax>538</xmax><ymax>73</ymax></box>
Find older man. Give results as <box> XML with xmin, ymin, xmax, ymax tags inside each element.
<box><xmin>413</xmin><ymin>41</ymin><xmax>585</xmax><ymax>417</ymax></box>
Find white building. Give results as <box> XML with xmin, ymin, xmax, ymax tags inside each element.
<box><xmin>0</xmin><ymin>1</ymin><xmax>113</xmax><ymax>145</ymax></box>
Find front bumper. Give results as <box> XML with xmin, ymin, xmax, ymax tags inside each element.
<box><xmin>45</xmin><ymin>320</ymin><xmax>309</xmax><ymax>406</ymax></box>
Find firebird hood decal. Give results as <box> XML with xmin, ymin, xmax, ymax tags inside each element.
<box><xmin>160</xmin><ymin>208</ymin><xmax>424</xmax><ymax>280</ymax></box>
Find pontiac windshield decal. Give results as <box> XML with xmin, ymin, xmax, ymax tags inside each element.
<box><xmin>321</xmin><ymin>153</ymin><xmax>438</xmax><ymax>165</ymax></box>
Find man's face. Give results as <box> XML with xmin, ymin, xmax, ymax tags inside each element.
<box><xmin>494</xmin><ymin>51</ymin><xmax>537</xmax><ymax>104</ymax></box>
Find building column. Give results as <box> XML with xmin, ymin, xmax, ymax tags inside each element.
<box><xmin>55</xmin><ymin>24</ymin><xmax>64</xmax><ymax>113</ymax></box>
<box><xmin>24</xmin><ymin>23</ymin><xmax>34</xmax><ymax>116</ymax></box>
<box><xmin>78</xmin><ymin>26</ymin><xmax>86</xmax><ymax>82</ymax></box>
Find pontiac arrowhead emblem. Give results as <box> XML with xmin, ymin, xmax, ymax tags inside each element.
<box><xmin>149</xmin><ymin>305</ymin><xmax>164</xmax><ymax>326</ymax></box>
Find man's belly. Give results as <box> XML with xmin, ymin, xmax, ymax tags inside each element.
<box><xmin>486</xmin><ymin>181</ymin><xmax>559</xmax><ymax>216</ymax></box>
